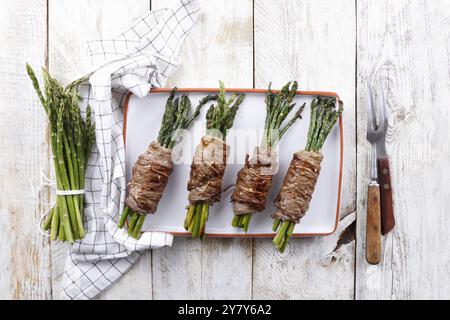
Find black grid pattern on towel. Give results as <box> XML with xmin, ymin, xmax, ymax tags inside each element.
<box><xmin>62</xmin><ymin>0</ymin><xmax>200</xmax><ymax>300</ymax></box>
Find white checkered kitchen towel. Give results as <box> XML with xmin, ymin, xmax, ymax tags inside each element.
<box><xmin>62</xmin><ymin>0</ymin><xmax>201</xmax><ymax>300</ymax></box>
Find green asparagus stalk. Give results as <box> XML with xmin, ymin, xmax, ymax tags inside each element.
<box><xmin>186</xmin><ymin>82</ymin><xmax>245</xmax><ymax>239</ymax></box>
<box><xmin>272</xmin><ymin>97</ymin><xmax>343</xmax><ymax>253</ymax></box>
<box><xmin>50</xmin><ymin>207</ymin><xmax>59</xmax><ymax>241</ymax></box>
<box><xmin>232</xmin><ymin>82</ymin><xmax>305</xmax><ymax>232</ymax></box>
<box><xmin>43</xmin><ymin>207</ymin><xmax>54</xmax><ymax>232</ymax></box>
<box><xmin>119</xmin><ymin>89</ymin><xmax>217</xmax><ymax>239</ymax></box>
<box><xmin>28</xmin><ymin>64</ymin><xmax>95</xmax><ymax>243</ymax></box>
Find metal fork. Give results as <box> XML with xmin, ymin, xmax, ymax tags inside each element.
<box><xmin>373</xmin><ymin>85</ymin><xmax>395</xmax><ymax>235</ymax></box>
<box><xmin>365</xmin><ymin>83</ymin><xmax>385</xmax><ymax>265</ymax></box>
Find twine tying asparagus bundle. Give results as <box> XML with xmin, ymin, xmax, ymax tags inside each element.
<box><xmin>231</xmin><ymin>82</ymin><xmax>305</xmax><ymax>232</ymax></box>
<box><xmin>27</xmin><ymin>64</ymin><xmax>95</xmax><ymax>243</ymax></box>
<box><xmin>184</xmin><ymin>82</ymin><xmax>245</xmax><ymax>239</ymax></box>
<box><xmin>272</xmin><ymin>96</ymin><xmax>343</xmax><ymax>253</ymax></box>
<box><xmin>119</xmin><ymin>89</ymin><xmax>217</xmax><ymax>239</ymax></box>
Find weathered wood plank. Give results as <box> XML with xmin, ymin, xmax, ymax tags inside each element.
<box><xmin>0</xmin><ymin>0</ymin><xmax>52</xmax><ymax>300</ymax></box>
<box><xmin>151</xmin><ymin>240</ymin><xmax>202</xmax><ymax>299</ymax></box>
<box><xmin>48</xmin><ymin>0</ymin><xmax>152</xmax><ymax>300</ymax></box>
<box><xmin>49</xmin><ymin>0</ymin><xmax>151</xmax><ymax>82</ymax></box>
<box><xmin>151</xmin><ymin>0</ymin><xmax>254</xmax><ymax>300</ymax></box>
<box><xmin>4</xmin><ymin>0</ymin><xmax>450</xmax><ymax>301</ymax></box>
<box><xmin>252</xmin><ymin>0</ymin><xmax>356</xmax><ymax>299</ymax></box>
<box><xmin>356</xmin><ymin>0</ymin><xmax>450</xmax><ymax>300</ymax></box>
<box><xmin>101</xmin><ymin>253</ymin><xmax>153</xmax><ymax>300</ymax></box>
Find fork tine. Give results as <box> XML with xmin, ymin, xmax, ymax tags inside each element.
<box><xmin>377</xmin><ymin>82</ymin><xmax>388</xmax><ymax>132</ymax></box>
<box><xmin>366</xmin><ymin>82</ymin><xmax>376</xmax><ymax>132</ymax></box>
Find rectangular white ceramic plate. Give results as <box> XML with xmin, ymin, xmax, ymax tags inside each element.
<box><xmin>124</xmin><ymin>89</ymin><xmax>343</xmax><ymax>237</ymax></box>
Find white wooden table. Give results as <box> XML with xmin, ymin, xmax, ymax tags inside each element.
<box><xmin>1</xmin><ymin>0</ymin><xmax>449</xmax><ymax>300</ymax></box>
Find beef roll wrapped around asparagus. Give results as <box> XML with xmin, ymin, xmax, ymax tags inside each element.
<box><xmin>184</xmin><ymin>82</ymin><xmax>245</xmax><ymax>239</ymax></box>
<box><xmin>232</xmin><ymin>146</ymin><xmax>277</xmax><ymax>216</ymax></box>
<box><xmin>126</xmin><ymin>141</ymin><xmax>173</xmax><ymax>214</ymax></box>
<box><xmin>273</xmin><ymin>150</ymin><xmax>323</xmax><ymax>223</ymax></box>
<box><xmin>272</xmin><ymin>96</ymin><xmax>343</xmax><ymax>252</ymax></box>
<box><xmin>119</xmin><ymin>89</ymin><xmax>217</xmax><ymax>239</ymax></box>
<box><xmin>188</xmin><ymin>135</ymin><xmax>229</xmax><ymax>205</ymax></box>
<box><xmin>231</xmin><ymin>82</ymin><xmax>305</xmax><ymax>232</ymax></box>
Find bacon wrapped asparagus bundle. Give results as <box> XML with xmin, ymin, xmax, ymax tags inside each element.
<box><xmin>184</xmin><ymin>82</ymin><xmax>245</xmax><ymax>239</ymax></box>
<box><xmin>119</xmin><ymin>89</ymin><xmax>217</xmax><ymax>239</ymax></box>
<box><xmin>272</xmin><ymin>96</ymin><xmax>343</xmax><ymax>252</ymax></box>
<box><xmin>231</xmin><ymin>82</ymin><xmax>305</xmax><ymax>232</ymax></box>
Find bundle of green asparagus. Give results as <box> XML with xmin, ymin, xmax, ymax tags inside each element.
<box><xmin>27</xmin><ymin>64</ymin><xmax>95</xmax><ymax>243</ymax></box>
<box><xmin>119</xmin><ymin>89</ymin><xmax>217</xmax><ymax>239</ymax></box>
<box><xmin>184</xmin><ymin>82</ymin><xmax>245</xmax><ymax>239</ymax></box>
<box><xmin>231</xmin><ymin>82</ymin><xmax>304</xmax><ymax>232</ymax></box>
<box><xmin>272</xmin><ymin>96</ymin><xmax>343</xmax><ymax>252</ymax></box>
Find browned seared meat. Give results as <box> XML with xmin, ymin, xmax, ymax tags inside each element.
<box><xmin>188</xmin><ymin>135</ymin><xmax>229</xmax><ymax>205</ymax></box>
<box><xmin>231</xmin><ymin>146</ymin><xmax>278</xmax><ymax>215</ymax></box>
<box><xmin>273</xmin><ymin>150</ymin><xmax>323</xmax><ymax>223</ymax></box>
<box><xmin>126</xmin><ymin>141</ymin><xmax>173</xmax><ymax>214</ymax></box>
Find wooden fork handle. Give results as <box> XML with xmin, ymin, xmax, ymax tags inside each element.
<box><xmin>366</xmin><ymin>185</ymin><xmax>382</xmax><ymax>265</ymax></box>
<box><xmin>377</xmin><ymin>157</ymin><xmax>395</xmax><ymax>235</ymax></box>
